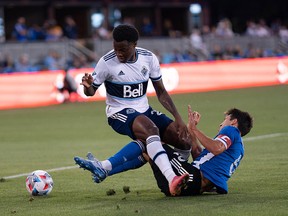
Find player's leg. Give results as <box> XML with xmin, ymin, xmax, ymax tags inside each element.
<box><xmin>92</xmin><ymin>155</ymin><xmax>146</xmax><ymax>183</ymax></box>
<box><xmin>107</xmin><ymin>155</ymin><xmax>146</xmax><ymax>175</ymax></box>
<box><xmin>162</xmin><ymin>122</ymin><xmax>193</xmax><ymax>160</ymax></box>
<box><xmin>74</xmin><ymin>140</ymin><xmax>146</xmax><ymax>182</ymax></box>
<box><xmin>146</xmin><ymin>144</ymin><xmax>188</xmax><ymax>196</ymax></box>
<box><xmin>132</xmin><ymin>114</ymin><xmax>189</xmax><ymax>196</ymax></box>
<box><xmin>145</xmin><ymin>106</ymin><xmax>192</xmax><ymax>161</ymax></box>
<box><xmin>109</xmin><ymin>107</ymin><xmax>179</xmax><ymax>184</ymax></box>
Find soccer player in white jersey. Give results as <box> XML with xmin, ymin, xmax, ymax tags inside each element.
<box><xmin>74</xmin><ymin>24</ymin><xmax>191</xmax><ymax>196</ymax></box>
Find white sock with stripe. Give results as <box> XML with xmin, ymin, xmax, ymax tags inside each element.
<box><xmin>146</xmin><ymin>135</ymin><xmax>176</xmax><ymax>184</ymax></box>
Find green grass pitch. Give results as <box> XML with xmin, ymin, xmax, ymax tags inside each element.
<box><xmin>0</xmin><ymin>85</ymin><xmax>287</xmax><ymax>216</ymax></box>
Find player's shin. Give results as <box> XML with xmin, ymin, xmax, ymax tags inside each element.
<box><xmin>146</xmin><ymin>135</ymin><xmax>176</xmax><ymax>183</ymax></box>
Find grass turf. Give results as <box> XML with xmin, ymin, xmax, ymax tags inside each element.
<box><xmin>0</xmin><ymin>85</ymin><xmax>287</xmax><ymax>216</ymax></box>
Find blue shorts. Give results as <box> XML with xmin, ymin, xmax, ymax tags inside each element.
<box><xmin>108</xmin><ymin>106</ymin><xmax>173</xmax><ymax>139</ymax></box>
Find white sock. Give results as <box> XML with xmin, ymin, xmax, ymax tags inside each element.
<box><xmin>146</xmin><ymin>135</ymin><xmax>176</xmax><ymax>184</ymax></box>
<box><xmin>101</xmin><ymin>160</ymin><xmax>112</xmax><ymax>171</ymax></box>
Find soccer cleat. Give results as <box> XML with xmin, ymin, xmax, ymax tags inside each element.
<box><xmin>74</xmin><ymin>156</ymin><xmax>108</xmax><ymax>182</ymax></box>
<box><xmin>91</xmin><ymin>174</ymin><xmax>102</xmax><ymax>183</ymax></box>
<box><xmin>169</xmin><ymin>173</ymin><xmax>189</xmax><ymax>196</ymax></box>
<box><xmin>86</xmin><ymin>152</ymin><xmax>108</xmax><ymax>183</ymax></box>
<box><xmin>86</xmin><ymin>152</ymin><xmax>97</xmax><ymax>161</ymax></box>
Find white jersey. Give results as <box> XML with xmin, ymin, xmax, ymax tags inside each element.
<box><xmin>91</xmin><ymin>47</ymin><xmax>162</xmax><ymax>117</ymax></box>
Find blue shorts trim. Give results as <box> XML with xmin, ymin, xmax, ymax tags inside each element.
<box><xmin>108</xmin><ymin>106</ymin><xmax>173</xmax><ymax>139</ymax></box>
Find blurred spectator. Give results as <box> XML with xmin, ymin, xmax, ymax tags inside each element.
<box><xmin>245</xmin><ymin>20</ymin><xmax>258</xmax><ymax>37</ymax></box>
<box><xmin>45</xmin><ymin>19</ymin><xmax>63</xmax><ymax>41</ymax></box>
<box><xmin>270</xmin><ymin>19</ymin><xmax>282</xmax><ymax>35</ymax></box>
<box><xmin>215</xmin><ymin>18</ymin><xmax>234</xmax><ymax>37</ymax></box>
<box><xmin>2</xmin><ymin>53</ymin><xmax>14</xmax><ymax>73</ymax></box>
<box><xmin>201</xmin><ymin>25</ymin><xmax>211</xmax><ymax>36</ymax></box>
<box><xmin>190</xmin><ymin>28</ymin><xmax>209</xmax><ymax>60</ymax></box>
<box><xmin>94</xmin><ymin>24</ymin><xmax>112</xmax><ymax>40</ymax></box>
<box><xmin>243</xmin><ymin>43</ymin><xmax>261</xmax><ymax>58</ymax></box>
<box><xmin>141</xmin><ymin>17</ymin><xmax>155</xmax><ymax>36</ymax></box>
<box><xmin>14</xmin><ymin>53</ymin><xmax>37</xmax><ymax>72</ymax></box>
<box><xmin>171</xmin><ymin>49</ymin><xmax>185</xmax><ymax>62</ymax></box>
<box><xmin>232</xmin><ymin>45</ymin><xmax>244</xmax><ymax>59</ymax></box>
<box><xmin>210</xmin><ymin>44</ymin><xmax>224</xmax><ymax>60</ymax></box>
<box><xmin>255</xmin><ymin>19</ymin><xmax>271</xmax><ymax>37</ymax></box>
<box><xmin>63</xmin><ymin>16</ymin><xmax>78</xmax><ymax>39</ymax></box>
<box><xmin>182</xmin><ymin>50</ymin><xmax>197</xmax><ymax>62</ymax></box>
<box><xmin>43</xmin><ymin>49</ymin><xmax>65</xmax><ymax>70</ymax></box>
<box><xmin>279</xmin><ymin>25</ymin><xmax>288</xmax><ymax>44</ymax></box>
<box><xmin>27</xmin><ymin>23</ymin><xmax>46</xmax><ymax>41</ymax></box>
<box><xmin>246</xmin><ymin>19</ymin><xmax>271</xmax><ymax>37</ymax></box>
<box><xmin>163</xmin><ymin>19</ymin><xmax>175</xmax><ymax>37</ymax></box>
<box><xmin>122</xmin><ymin>17</ymin><xmax>135</xmax><ymax>26</ymax></box>
<box><xmin>12</xmin><ymin>17</ymin><xmax>28</xmax><ymax>42</ymax></box>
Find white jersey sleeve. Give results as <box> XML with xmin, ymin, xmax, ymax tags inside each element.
<box><xmin>149</xmin><ymin>52</ymin><xmax>162</xmax><ymax>81</ymax></box>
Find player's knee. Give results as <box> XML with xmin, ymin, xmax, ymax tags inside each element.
<box><xmin>133</xmin><ymin>115</ymin><xmax>160</xmax><ymax>136</ymax></box>
<box><xmin>145</xmin><ymin>124</ymin><xmax>159</xmax><ymax>136</ymax></box>
<box><xmin>181</xmin><ymin>139</ymin><xmax>193</xmax><ymax>150</ymax></box>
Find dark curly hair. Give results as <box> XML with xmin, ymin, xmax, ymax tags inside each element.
<box><xmin>112</xmin><ymin>24</ymin><xmax>139</xmax><ymax>42</ymax></box>
<box><xmin>225</xmin><ymin>108</ymin><xmax>253</xmax><ymax>137</ymax></box>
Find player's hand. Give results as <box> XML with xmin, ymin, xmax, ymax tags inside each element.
<box><xmin>188</xmin><ymin>105</ymin><xmax>201</xmax><ymax>131</ymax></box>
<box><xmin>80</xmin><ymin>73</ymin><xmax>93</xmax><ymax>88</ymax></box>
<box><xmin>175</xmin><ymin>117</ymin><xmax>190</xmax><ymax>142</ymax></box>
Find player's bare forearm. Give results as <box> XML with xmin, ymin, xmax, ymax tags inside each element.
<box><xmin>158</xmin><ymin>90</ymin><xmax>181</xmax><ymax>119</ymax></box>
<box><xmin>153</xmin><ymin>80</ymin><xmax>188</xmax><ymax>141</ymax></box>
<box><xmin>158</xmin><ymin>90</ymin><xmax>190</xmax><ymax>143</ymax></box>
<box><xmin>188</xmin><ymin>106</ymin><xmax>225</xmax><ymax>155</ymax></box>
<box><xmin>190</xmin><ymin>133</ymin><xmax>203</xmax><ymax>160</ymax></box>
<box><xmin>153</xmin><ymin>80</ymin><xmax>181</xmax><ymax>119</ymax></box>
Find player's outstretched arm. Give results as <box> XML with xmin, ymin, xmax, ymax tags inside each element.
<box><xmin>152</xmin><ymin>80</ymin><xmax>188</xmax><ymax>138</ymax></box>
<box><xmin>187</xmin><ymin>105</ymin><xmax>203</xmax><ymax>159</ymax></box>
<box><xmin>187</xmin><ymin>105</ymin><xmax>225</xmax><ymax>156</ymax></box>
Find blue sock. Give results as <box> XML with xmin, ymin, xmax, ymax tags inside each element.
<box><xmin>108</xmin><ymin>155</ymin><xmax>146</xmax><ymax>176</ymax></box>
<box><xmin>108</xmin><ymin>140</ymin><xmax>145</xmax><ymax>170</ymax></box>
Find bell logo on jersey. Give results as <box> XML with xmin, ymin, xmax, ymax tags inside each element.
<box><xmin>123</xmin><ymin>83</ymin><xmax>143</xmax><ymax>98</ymax></box>
<box><xmin>104</xmin><ymin>80</ymin><xmax>148</xmax><ymax>99</ymax></box>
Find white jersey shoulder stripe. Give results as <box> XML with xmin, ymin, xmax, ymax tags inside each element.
<box><xmin>103</xmin><ymin>51</ymin><xmax>116</xmax><ymax>61</ymax></box>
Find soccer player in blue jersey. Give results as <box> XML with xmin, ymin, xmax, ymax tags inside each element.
<box><xmin>74</xmin><ymin>24</ymin><xmax>190</xmax><ymax>196</ymax></box>
<box><xmin>148</xmin><ymin>106</ymin><xmax>253</xmax><ymax>195</ymax></box>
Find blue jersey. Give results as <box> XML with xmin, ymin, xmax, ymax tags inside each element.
<box><xmin>192</xmin><ymin>126</ymin><xmax>244</xmax><ymax>193</ymax></box>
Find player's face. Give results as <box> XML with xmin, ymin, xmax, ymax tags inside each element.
<box><xmin>113</xmin><ymin>40</ymin><xmax>136</xmax><ymax>63</ymax></box>
<box><xmin>219</xmin><ymin>114</ymin><xmax>233</xmax><ymax>131</ymax></box>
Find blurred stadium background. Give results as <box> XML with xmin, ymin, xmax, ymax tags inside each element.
<box><xmin>0</xmin><ymin>0</ymin><xmax>288</xmax><ymax>69</ymax></box>
<box><xmin>0</xmin><ymin>0</ymin><xmax>288</xmax><ymax>110</ymax></box>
